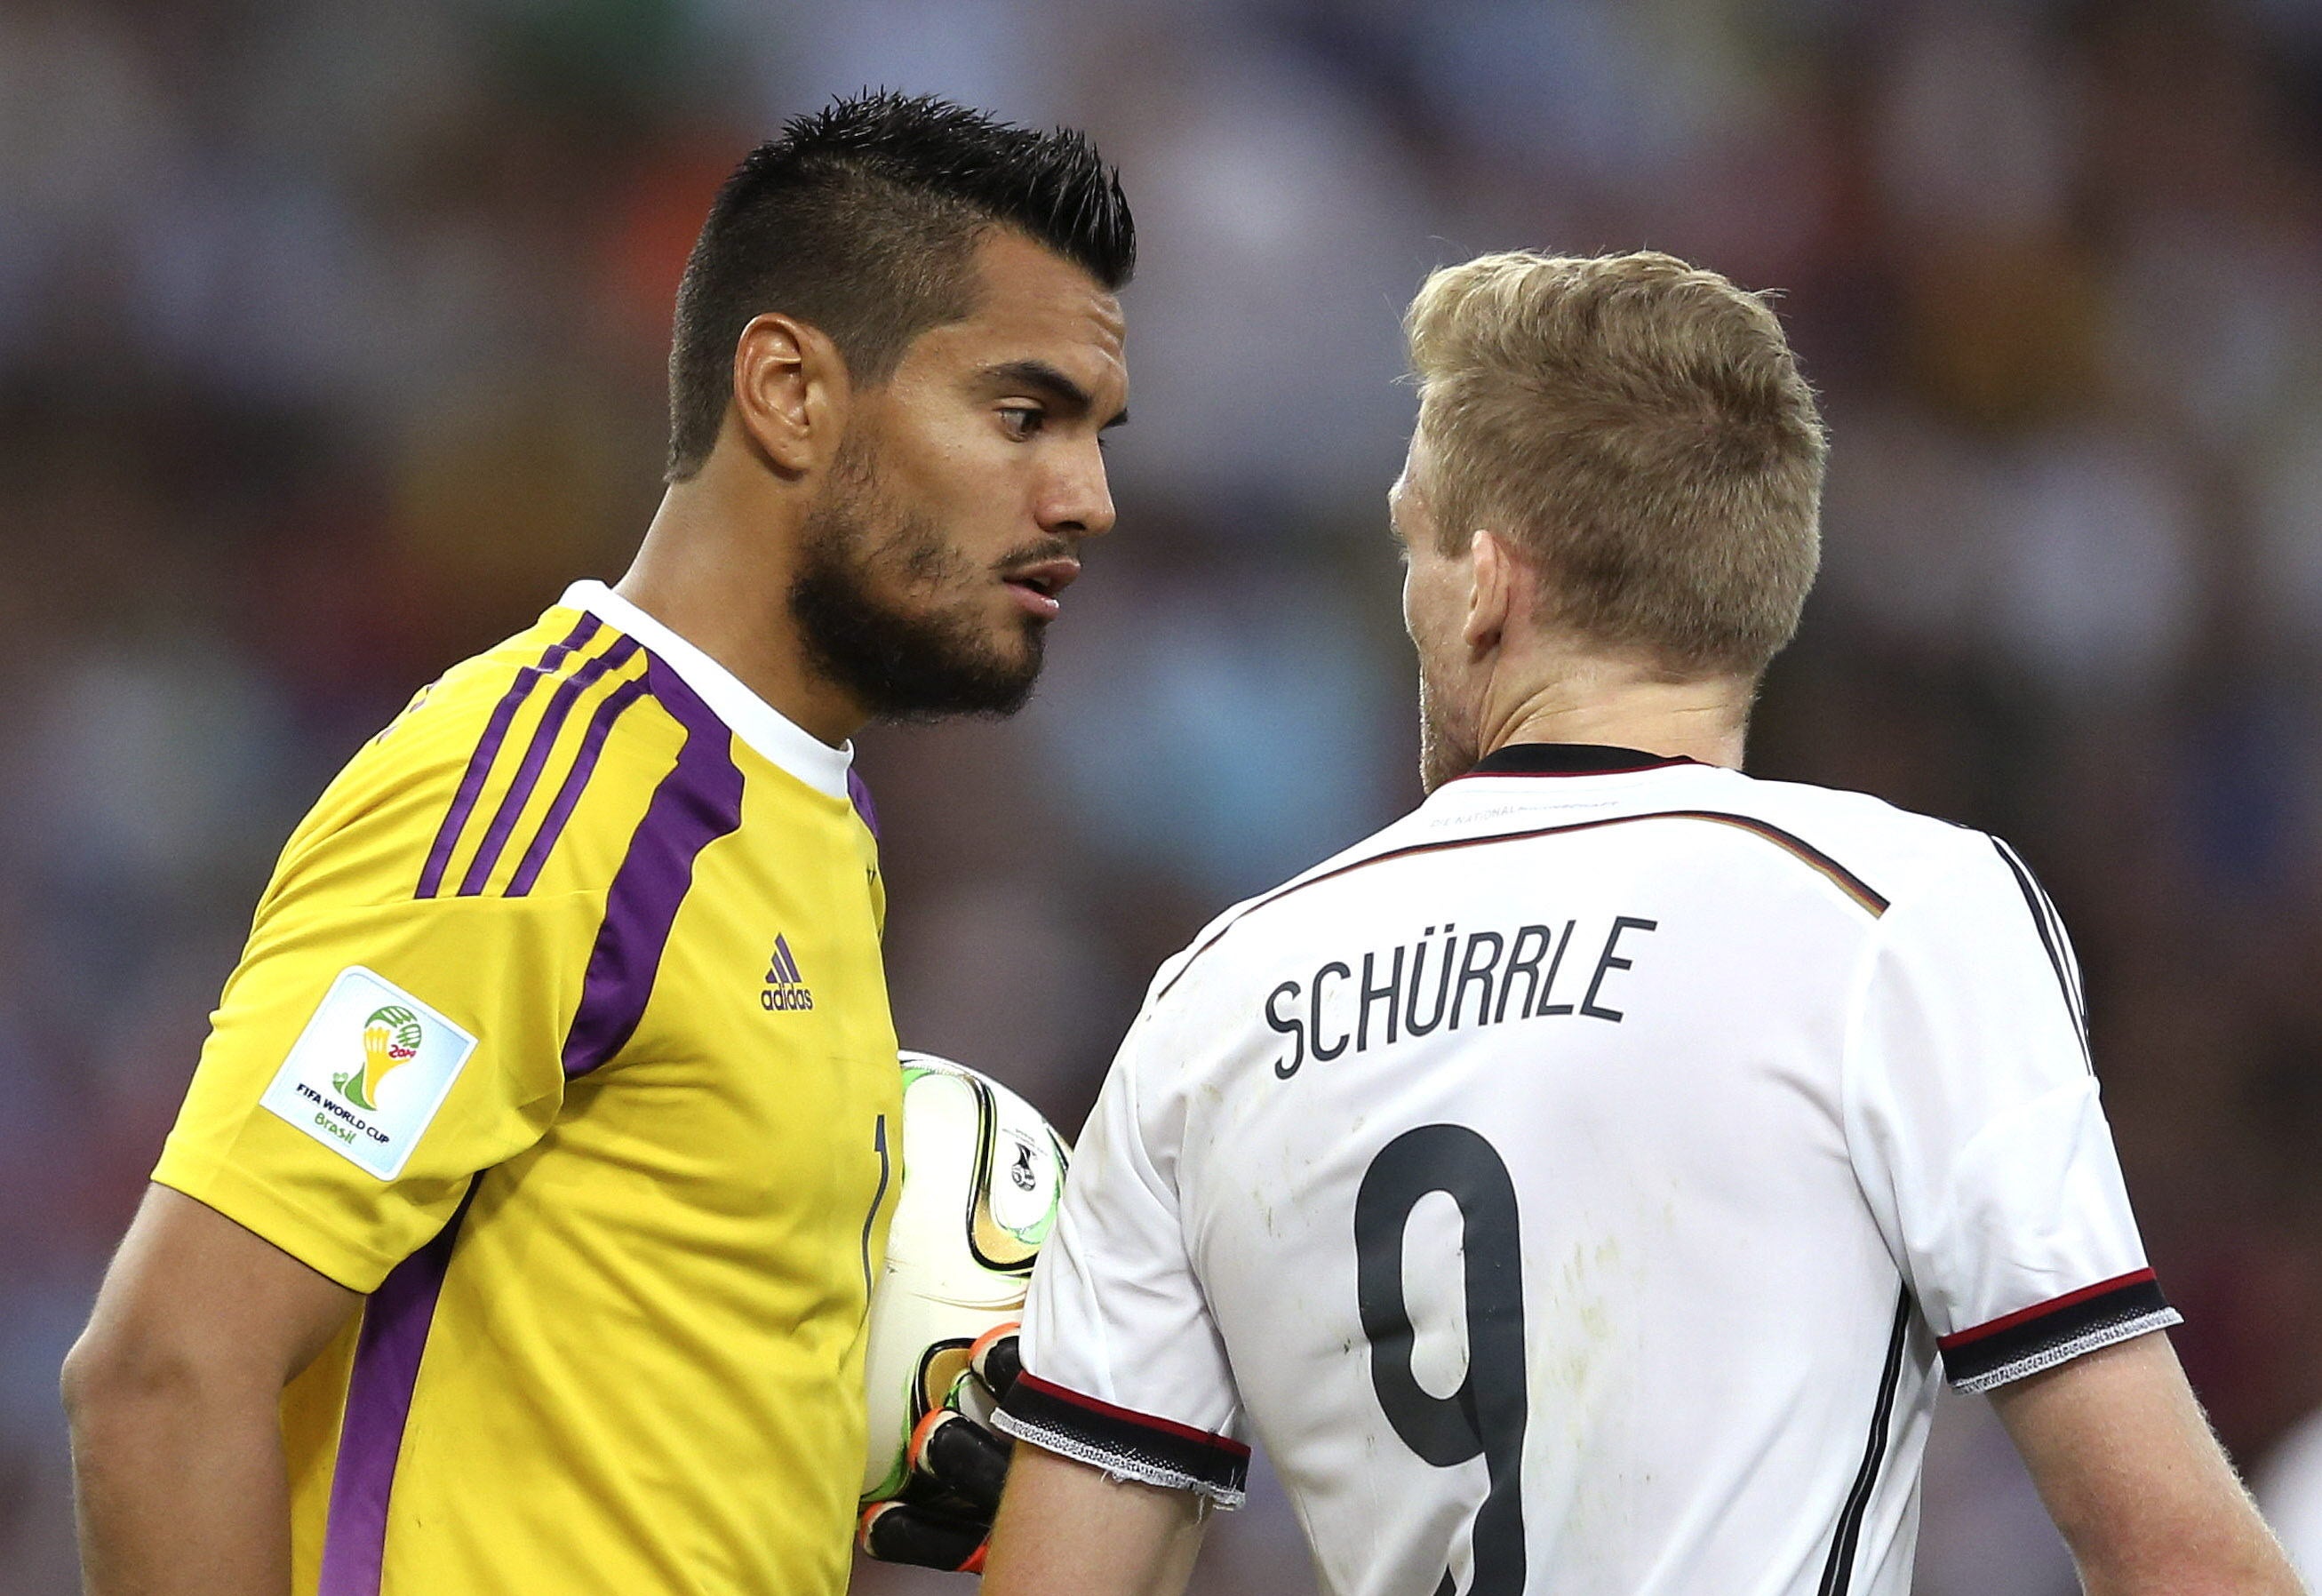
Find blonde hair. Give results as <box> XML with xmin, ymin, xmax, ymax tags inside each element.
<box><xmin>1404</xmin><ymin>250</ymin><xmax>1826</xmax><ymax>679</ymax></box>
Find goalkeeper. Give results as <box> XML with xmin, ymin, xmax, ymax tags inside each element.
<box><xmin>62</xmin><ymin>92</ymin><xmax>1131</xmax><ymax>1596</ymax></box>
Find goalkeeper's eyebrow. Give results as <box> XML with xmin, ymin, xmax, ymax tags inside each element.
<box><xmin>981</xmin><ymin>359</ymin><xmax>1129</xmax><ymax>431</ymax></box>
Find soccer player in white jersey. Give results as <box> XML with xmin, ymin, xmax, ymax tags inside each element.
<box><xmin>978</xmin><ymin>252</ymin><xmax>2302</xmax><ymax>1595</ymax></box>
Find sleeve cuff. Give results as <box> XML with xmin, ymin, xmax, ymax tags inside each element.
<box><xmin>152</xmin><ymin>1143</ymin><xmax>399</xmax><ymax>1292</ymax></box>
<box><xmin>1938</xmin><ymin>1268</ymin><xmax>2182</xmax><ymax>1393</ymax></box>
<box><xmin>993</xmin><ymin>1373</ymin><xmax>1250</xmax><ymax>1508</ymax></box>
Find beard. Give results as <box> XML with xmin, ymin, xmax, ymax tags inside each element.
<box><xmin>1415</xmin><ymin>654</ymin><xmax>1481</xmax><ymax>795</ymax></box>
<box><xmin>789</xmin><ymin>450</ymin><xmax>1049</xmax><ymax>722</ymax></box>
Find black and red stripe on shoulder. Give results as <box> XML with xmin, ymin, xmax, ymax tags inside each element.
<box><xmin>1938</xmin><ymin>1268</ymin><xmax>2181</xmax><ymax>1393</ymax></box>
<box><xmin>994</xmin><ymin>1373</ymin><xmax>1250</xmax><ymax>1506</ymax></box>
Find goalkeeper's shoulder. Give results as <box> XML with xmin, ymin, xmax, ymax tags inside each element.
<box><xmin>269</xmin><ymin>609</ymin><xmax>679</xmax><ymax>916</ymax></box>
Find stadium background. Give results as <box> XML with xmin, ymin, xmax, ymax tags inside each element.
<box><xmin>4</xmin><ymin>0</ymin><xmax>2321</xmax><ymax>1589</ymax></box>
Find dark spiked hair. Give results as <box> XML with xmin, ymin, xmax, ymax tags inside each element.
<box><xmin>665</xmin><ymin>91</ymin><xmax>1136</xmax><ymax>481</ymax></box>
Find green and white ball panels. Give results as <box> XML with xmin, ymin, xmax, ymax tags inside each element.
<box><xmin>859</xmin><ymin>1052</ymin><xmax>1071</xmax><ymax>1502</ymax></box>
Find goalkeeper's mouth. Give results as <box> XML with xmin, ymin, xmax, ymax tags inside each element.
<box><xmin>1001</xmin><ymin>558</ymin><xmax>1080</xmax><ymax>619</ymax></box>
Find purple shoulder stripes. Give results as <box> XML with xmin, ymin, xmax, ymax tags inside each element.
<box><xmin>416</xmin><ymin>617</ymin><xmax>649</xmax><ymax>900</ymax></box>
<box><xmin>455</xmin><ymin>634</ymin><xmax>642</xmax><ymax>896</ymax></box>
<box><xmin>417</xmin><ymin>616</ymin><xmax>598</xmax><ymax>898</ymax></box>
<box><xmin>506</xmin><ymin>666</ymin><xmax>650</xmax><ymax>897</ymax></box>
<box><xmin>560</xmin><ymin>656</ymin><xmax>743</xmax><ymax>1078</ymax></box>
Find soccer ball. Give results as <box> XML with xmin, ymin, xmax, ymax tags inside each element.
<box><xmin>860</xmin><ymin>1051</ymin><xmax>1072</xmax><ymax>1503</ymax></box>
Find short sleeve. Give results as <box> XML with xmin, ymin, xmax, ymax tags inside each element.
<box><xmin>1843</xmin><ymin>835</ymin><xmax>2180</xmax><ymax>1393</ymax></box>
<box><xmin>153</xmin><ymin>879</ymin><xmax>601</xmax><ymax>1292</ymax></box>
<box><xmin>994</xmin><ymin>1008</ymin><xmax>1251</xmax><ymax>1506</ymax></box>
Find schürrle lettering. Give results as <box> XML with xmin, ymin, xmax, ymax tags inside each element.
<box><xmin>1265</xmin><ymin>915</ymin><xmax>1658</xmax><ymax>1078</ymax></box>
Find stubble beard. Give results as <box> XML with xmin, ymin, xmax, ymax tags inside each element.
<box><xmin>1416</xmin><ymin>658</ymin><xmax>1480</xmax><ymax>795</ymax></box>
<box><xmin>789</xmin><ymin>449</ymin><xmax>1048</xmax><ymax>722</ymax></box>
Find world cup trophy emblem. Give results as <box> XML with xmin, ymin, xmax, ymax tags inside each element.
<box><xmin>335</xmin><ymin>1005</ymin><xmax>423</xmax><ymax>1111</ymax></box>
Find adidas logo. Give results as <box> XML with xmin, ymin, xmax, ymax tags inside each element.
<box><xmin>760</xmin><ymin>935</ymin><xmax>816</xmax><ymax>1012</ymax></box>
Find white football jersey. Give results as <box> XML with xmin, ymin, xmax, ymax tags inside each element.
<box><xmin>997</xmin><ymin>744</ymin><xmax>2178</xmax><ymax>1596</ymax></box>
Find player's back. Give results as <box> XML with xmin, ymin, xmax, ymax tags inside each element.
<box><xmin>1009</xmin><ymin>744</ymin><xmax>2173</xmax><ymax>1596</ymax></box>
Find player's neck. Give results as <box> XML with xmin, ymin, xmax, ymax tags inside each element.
<box><xmin>613</xmin><ymin>481</ymin><xmax>866</xmax><ymax>749</ymax></box>
<box><xmin>1480</xmin><ymin>653</ymin><xmax>1750</xmax><ymax>771</ymax></box>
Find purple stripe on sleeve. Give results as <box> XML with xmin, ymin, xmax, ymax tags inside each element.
<box><xmin>316</xmin><ymin>1182</ymin><xmax>480</xmax><ymax>1596</ymax></box>
<box><xmin>505</xmin><ymin>674</ymin><xmax>649</xmax><ymax>898</ymax></box>
<box><xmin>458</xmin><ymin>635</ymin><xmax>642</xmax><ymax>897</ymax></box>
<box><xmin>847</xmin><ymin>766</ymin><xmax>880</xmax><ymax>838</ymax></box>
<box><xmin>417</xmin><ymin>615</ymin><xmax>602</xmax><ymax>899</ymax></box>
<box><xmin>560</xmin><ymin>656</ymin><xmax>744</xmax><ymax>1077</ymax></box>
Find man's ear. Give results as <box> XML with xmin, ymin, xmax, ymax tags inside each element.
<box><xmin>1464</xmin><ymin>528</ymin><xmax>1520</xmax><ymax>656</ymax></box>
<box><xmin>730</xmin><ymin>313</ymin><xmax>850</xmax><ymax>477</ymax></box>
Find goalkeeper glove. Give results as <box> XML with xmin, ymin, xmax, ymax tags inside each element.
<box><xmin>858</xmin><ymin>1324</ymin><xmax>1021</xmax><ymax>1573</ymax></box>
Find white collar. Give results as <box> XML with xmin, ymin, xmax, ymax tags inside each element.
<box><xmin>559</xmin><ymin>580</ymin><xmax>854</xmax><ymax>802</ymax></box>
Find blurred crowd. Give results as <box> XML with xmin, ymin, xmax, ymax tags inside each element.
<box><xmin>5</xmin><ymin>0</ymin><xmax>2322</xmax><ymax>1590</ymax></box>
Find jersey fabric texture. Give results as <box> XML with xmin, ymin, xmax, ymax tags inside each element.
<box><xmin>999</xmin><ymin>742</ymin><xmax>2176</xmax><ymax>1596</ymax></box>
<box><xmin>154</xmin><ymin>581</ymin><xmax>901</xmax><ymax>1596</ymax></box>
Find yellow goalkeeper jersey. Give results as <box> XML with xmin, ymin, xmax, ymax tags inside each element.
<box><xmin>153</xmin><ymin>580</ymin><xmax>901</xmax><ymax>1596</ymax></box>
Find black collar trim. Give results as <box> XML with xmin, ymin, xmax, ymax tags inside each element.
<box><xmin>1462</xmin><ymin>743</ymin><xmax>1701</xmax><ymax>778</ymax></box>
